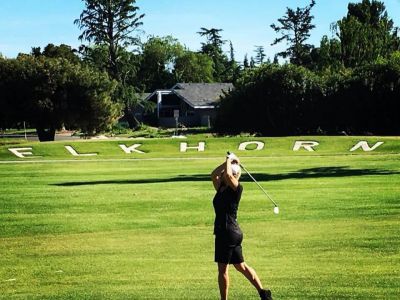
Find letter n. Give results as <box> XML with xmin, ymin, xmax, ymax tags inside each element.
<box><xmin>350</xmin><ymin>141</ymin><xmax>384</xmax><ymax>152</ymax></box>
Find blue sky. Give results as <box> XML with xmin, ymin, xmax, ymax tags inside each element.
<box><xmin>1</xmin><ymin>0</ymin><xmax>400</xmax><ymax>61</ymax></box>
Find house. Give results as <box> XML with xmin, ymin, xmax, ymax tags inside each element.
<box><xmin>143</xmin><ymin>83</ymin><xmax>234</xmax><ymax>127</ymax></box>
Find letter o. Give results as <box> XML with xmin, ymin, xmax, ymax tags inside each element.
<box><xmin>238</xmin><ymin>141</ymin><xmax>265</xmax><ymax>151</ymax></box>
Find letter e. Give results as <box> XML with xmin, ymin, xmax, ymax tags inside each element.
<box><xmin>8</xmin><ymin>147</ymin><xmax>34</xmax><ymax>158</ymax></box>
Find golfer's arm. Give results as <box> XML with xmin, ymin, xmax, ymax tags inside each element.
<box><xmin>211</xmin><ymin>163</ymin><xmax>225</xmax><ymax>191</ymax></box>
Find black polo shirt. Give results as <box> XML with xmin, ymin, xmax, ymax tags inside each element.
<box><xmin>213</xmin><ymin>184</ymin><xmax>243</xmax><ymax>235</ymax></box>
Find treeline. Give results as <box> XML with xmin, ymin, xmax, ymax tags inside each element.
<box><xmin>1</xmin><ymin>0</ymin><xmax>400</xmax><ymax>139</ymax></box>
<box><xmin>215</xmin><ymin>53</ymin><xmax>400</xmax><ymax>135</ymax></box>
<box><xmin>215</xmin><ymin>0</ymin><xmax>400</xmax><ymax>135</ymax></box>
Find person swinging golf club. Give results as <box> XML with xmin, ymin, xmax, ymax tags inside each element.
<box><xmin>211</xmin><ymin>153</ymin><xmax>272</xmax><ymax>300</ymax></box>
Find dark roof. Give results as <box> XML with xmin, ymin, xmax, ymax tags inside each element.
<box><xmin>172</xmin><ymin>83</ymin><xmax>234</xmax><ymax>108</ymax></box>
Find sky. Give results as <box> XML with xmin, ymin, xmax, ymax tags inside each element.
<box><xmin>1</xmin><ymin>0</ymin><xmax>400</xmax><ymax>62</ymax></box>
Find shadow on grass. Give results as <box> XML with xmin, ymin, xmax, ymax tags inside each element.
<box><xmin>52</xmin><ymin>166</ymin><xmax>400</xmax><ymax>187</ymax></box>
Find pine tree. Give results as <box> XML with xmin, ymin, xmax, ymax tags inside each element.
<box><xmin>254</xmin><ymin>46</ymin><xmax>266</xmax><ymax>65</ymax></box>
<box><xmin>270</xmin><ymin>0</ymin><xmax>316</xmax><ymax>66</ymax></box>
<box><xmin>243</xmin><ymin>54</ymin><xmax>250</xmax><ymax>69</ymax></box>
<box><xmin>197</xmin><ymin>27</ymin><xmax>229</xmax><ymax>81</ymax></box>
<box><xmin>75</xmin><ymin>0</ymin><xmax>144</xmax><ymax>80</ymax></box>
<box><xmin>333</xmin><ymin>0</ymin><xmax>400</xmax><ymax>67</ymax></box>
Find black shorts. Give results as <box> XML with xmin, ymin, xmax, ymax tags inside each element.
<box><xmin>214</xmin><ymin>229</ymin><xmax>244</xmax><ymax>264</ymax></box>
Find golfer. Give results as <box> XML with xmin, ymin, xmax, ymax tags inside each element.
<box><xmin>211</xmin><ymin>153</ymin><xmax>272</xmax><ymax>300</ymax></box>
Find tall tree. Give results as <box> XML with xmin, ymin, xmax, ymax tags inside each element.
<box><xmin>198</xmin><ymin>27</ymin><xmax>225</xmax><ymax>49</ymax></box>
<box><xmin>74</xmin><ymin>0</ymin><xmax>144</xmax><ymax>80</ymax></box>
<box><xmin>271</xmin><ymin>0</ymin><xmax>316</xmax><ymax>66</ymax></box>
<box><xmin>243</xmin><ymin>54</ymin><xmax>250</xmax><ymax>69</ymax></box>
<box><xmin>226</xmin><ymin>41</ymin><xmax>241</xmax><ymax>83</ymax></box>
<box><xmin>197</xmin><ymin>27</ymin><xmax>229</xmax><ymax>81</ymax></box>
<box><xmin>254</xmin><ymin>46</ymin><xmax>266</xmax><ymax>65</ymax></box>
<box><xmin>333</xmin><ymin>0</ymin><xmax>400</xmax><ymax>67</ymax></box>
<box><xmin>250</xmin><ymin>57</ymin><xmax>256</xmax><ymax>69</ymax></box>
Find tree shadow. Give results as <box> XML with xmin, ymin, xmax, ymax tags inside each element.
<box><xmin>52</xmin><ymin>166</ymin><xmax>399</xmax><ymax>187</ymax></box>
<box><xmin>259</xmin><ymin>166</ymin><xmax>400</xmax><ymax>181</ymax></box>
<box><xmin>52</xmin><ymin>175</ymin><xmax>210</xmax><ymax>186</ymax></box>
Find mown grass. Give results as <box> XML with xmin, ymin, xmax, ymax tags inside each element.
<box><xmin>0</xmin><ymin>137</ymin><xmax>399</xmax><ymax>299</ymax></box>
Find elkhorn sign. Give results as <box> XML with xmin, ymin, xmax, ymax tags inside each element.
<box><xmin>7</xmin><ymin>140</ymin><xmax>385</xmax><ymax>158</ymax></box>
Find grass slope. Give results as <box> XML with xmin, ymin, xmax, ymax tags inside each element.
<box><xmin>0</xmin><ymin>137</ymin><xmax>399</xmax><ymax>299</ymax></box>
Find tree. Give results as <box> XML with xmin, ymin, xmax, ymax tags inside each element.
<box><xmin>31</xmin><ymin>44</ymin><xmax>81</xmax><ymax>64</ymax></box>
<box><xmin>250</xmin><ymin>57</ymin><xmax>256</xmax><ymax>68</ymax></box>
<box><xmin>243</xmin><ymin>54</ymin><xmax>250</xmax><ymax>69</ymax></box>
<box><xmin>310</xmin><ymin>35</ymin><xmax>342</xmax><ymax>71</ymax></box>
<box><xmin>271</xmin><ymin>0</ymin><xmax>316</xmax><ymax>66</ymax></box>
<box><xmin>75</xmin><ymin>0</ymin><xmax>144</xmax><ymax>80</ymax></box>
<box><xmin>174</xmin><ymin>51</ymin><xmax>214</xmax><ymax>83</ymax></box>
<box><xmin>81</xmin><ymin>43</ymin><xmax>145</xmax><ymax>128</ymax></box>
<box><xmin>225</xmin><ymin>41</ymin><xmax>241</xmax><ymax>83</ymax></box>
<box><xmin>215</xmin><ymin>63</ymin><xmax>324</xmax><ymax>135</ymax></box>
<box><xmin>197</xmin><ymin>27</ymin><xmax>229</xmax><ymax>81</ymax></box>
<box><xmin>81</xmin><ymin>44</ymin><xmax>111</xmax><ymax>73</ymax></box>
<box><xmin>254</xmin><ymin>46</ymin><xmax>266</xmax><ymax>65</ymax></box>
<box><xmin>332</xmin><ymin>0</ymin><xmax>400</xmax><ymax>67</ymax></box>
<box><xmin>0</xmin><ymin>56</ymin><xmax>121</xmax><ymax>141</ymax></box>
<box><xmin>198</xmin><ymin>27</ymin><xmax>225</xmax><ymax>49</ymax></box>
<box><xmin>137</xmin><ymin>36</ymin><xmax>184</xmax><ymax>91</ymax></box>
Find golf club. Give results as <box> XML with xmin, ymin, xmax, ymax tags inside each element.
<box><xmin>227</xmin><ymin>151</ymin><xmax>279</xmax><ymax>214</ymax></box>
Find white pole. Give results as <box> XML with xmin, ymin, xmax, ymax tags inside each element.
<box><xmin>157</xmin><ymin>92</ymin><xmax>162</xmax><ymax>119</ymax></box>
<box><xmin>23</xmin><ymin>121</ymin><xmax>27</xmax><ymax>140</ymax></box>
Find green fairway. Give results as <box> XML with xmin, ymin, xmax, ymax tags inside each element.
<box><xmin>0</xmin><ymin>137</ymin><xmax>399</xmax><ymax>299</ymax></box>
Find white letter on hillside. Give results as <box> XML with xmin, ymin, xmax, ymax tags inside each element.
<box><xmin>65</xmin><ymin>146</ymin><xmax>97</xmax><ymax>156</ymax></box>
<box><xmin>293</xmin><ymin>141</ymin><xmax>319</xmax><ymax>152</ymax></box>
<box><xmin>350</xmin><ymin>141</ymin><xmax>384</xmax><ymax>152</ymax></box>
<box><xmin>8</xmin><ymin>147</ymin><xmax>34</xmax><ymax>158</ymax></box>
<box><xmin>238</xmin><ymin>141</ymin><xmax>265</xmax><ymax>151</ymax></box>
<box><xmin>180</xmin><ymin>142</ymin><xmax>205</xmax><ymax>152</ymax></box>
<box><xmin>119</xmin><ymin>144</ymin><xmax>144</xmax><ymax>154</ymax></box>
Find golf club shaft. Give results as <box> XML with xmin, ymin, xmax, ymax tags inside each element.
<box><xmin>240</xmin><ymin>163</ymin><xmax>278</xmax><ymax>207</ymax></box>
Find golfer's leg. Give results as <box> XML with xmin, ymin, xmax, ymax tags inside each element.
<box><xmin>218</xmin><ymin>263</ymin><xmax>229</xmax><ymax>300</ymax></box>
<box><xmin>234</xmin><ymin>262</ymin><xmax>263</xmax><ymax>292</ymax></box>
